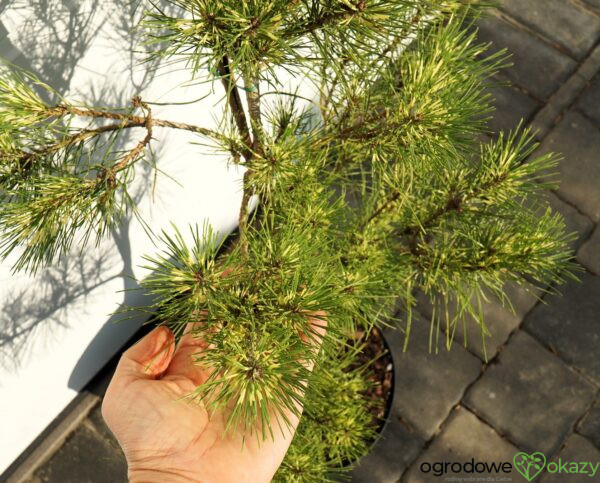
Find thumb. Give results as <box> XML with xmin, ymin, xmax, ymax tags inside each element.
<box><xmin>113</xmin><ymin>326</ymin><xmax>176</xmax><ymax>383</ymax></box>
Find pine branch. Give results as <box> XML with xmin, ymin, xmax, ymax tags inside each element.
<box><xmin>355</xmin><ymin>129</ymin><xmax>562</xmax><ymax>268</ymax></box>
<box><xmin>320</xmin><ymin>9</ymin><xmax>422</xmax><ymax>117</ymax></box>
<box><xmin>213</xmin><ymin>57</ymin><xmax>256</xmax><ymax>254</ymax></box>
<box><xmin>217</xmin><ymin>56</ymin><xmax>253</xmax><ymax>159</ymax></box>
<box><xmin>398</xmin><ymin>175</ymin><xmax>506</xmax><ymax>239</ymax></box>
<box><xmin>53</xmin><ymin>105</ymin><xmax>225</xmax><ymax>140</ymax></box>
<box><xmin>238</xmin><ymin>171</ymin><xmax>253</xmax><ymax>255</ymax></box>
<box><xmin>110</xmin><ymin>96</ymin><xmax>154</xmax><ymax>173</ymax></box>
<box><xmin>291</xmin><ymin>1</ymin><xmax>369</xmax><ymax>37</ymax></box>
<box><xmin>0</xmin><ymin>174</ymin><xmax>126</xmax><ymax>273</ymax></box>
<box><xmin>362</xmin><ymin>191</ymin><xmax>401</xmax><ymax>230</ymax></box>
<box><xmin>399</xmin><ymin>130</ymin><xmax>557</xmax><ymax>239</ymax></box>
<box><xmin>237</xmin><ymin>73</ymin><xmax>267</xmax><ymax>254</ymax></box>
<box><xmin>337</xmin><ymin>113</ymin><xmax>418</xmax><ymax>142</ymax></box>
<box><xmin>4</xmin><ymin>124</ymin><xmax>123</xmax><ymax>179</ymax></box>
<box><xmin>243</xmin><ymin>74</ymin><xmax>265</xmax><ymax>156</ymax></box>
<box><xmin>0</xmin><ymin>100</ymin><xmax>245</xmax><ymax>185</ymax></box>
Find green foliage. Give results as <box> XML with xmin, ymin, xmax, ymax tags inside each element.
<box><xmin>324</xmin><ymin>16</ymin><xmax>508</xmax><ymax>175</ymax></box>
<box><xmin>0</xmin><ymin>62</ymin><xmax>57</xmax><ymax>128</ymax></box>
<box><xmin>143</xmin><ymin>0</ymin><xmax>300</xmax><ymax>76</ymax></box>
<box><xmin>138</xmin><ymin>224</ymin><xmax>230</xmax><ymax>326</ymax></box>
<box><xmin>0</xmin><ymin>63</ymin><xmax>63</xmax><ymax>188</ymax></box>
<box><xmin>142</xmin><ymin>0</ymin><xmax>462</xmax><ymax>78</ymax></box>
<box><xmin>0</xmin><ymin>173</ymin><xmax>127</xmax><ymax>273</ymax></box>
<box><xmin>138</xmin><ymin>216</ymin><xmax>356</xmax><ymax>437</ymax></box>
<box><xmin>0</xmin><ymin>0</ymin><xmax>578</xmax><ymax>475</ymax></box>
<box><xmin>274</xmin><ymin>345</ymin><xmax>379</xmax><ymax>482</ymax></box>
<box><xmin>0</xmin><ymin>99</ymin><xmax>140</xmax><ymax>272</ymax></box>
<box><xmin>0</xmin><ymin>70</ymin><xmax>160</xmax><ymax>271</ymax></box>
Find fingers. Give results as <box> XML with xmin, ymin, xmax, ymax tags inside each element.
<box><xmin>177</xmin><ymin>321</ymin><xmax>210</xmax><ymax>350</ymax></box>
<box><xmin>164</xmin><ymin>322</ymin><xmax>211</xmax><ymax>386</ymax></box>
<box><xmin>299</xmin><ymin>310</ymin><xmax>328</xmax><ymax>348</ymax></box>
<box><xmin>112</xmin><ymin>326</ymin><xmax>176</xmax><ymax>383</ymax></box>
<box><xmin>162</xmin><ymin>308</ymin><xmax>327</xmax><ymax>390</ymax></box>
<box><xmin>297</xmin><ymin>311</ymin><xmax>328</xmax><ymax>373</ymax></box>
<box><xmin>308</xmin><ymin>310</ymin><xmax>328</xmax><ymax>341</ymax></box>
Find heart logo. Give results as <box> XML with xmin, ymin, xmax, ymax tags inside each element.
<box><xmin>513</xmin><ymin>452</ymin><xmax>546</xmax><ymax>481</ymax></box>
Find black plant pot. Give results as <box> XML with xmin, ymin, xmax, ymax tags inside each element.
<box><xmin>350</xmin><ymin>327</ymin><xmax>409</xmax><ymax>482</ymax></box>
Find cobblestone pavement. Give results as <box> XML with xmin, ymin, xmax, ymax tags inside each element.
<box><xmin>15</xmin><ymin>1</ymin><xmax>600</xmax><ymax>482</ymax></box>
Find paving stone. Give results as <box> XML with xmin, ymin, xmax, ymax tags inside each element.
<box><xmin>535</xmin><ymin>111</ymin><xmax>600</xmax><ymax>222</ymax></box>
<box><xmin>539</xmin><ymin>434</ymin><xmax>600</xmax><ymax>482</ymax></box>
<box><xmin>544</xmin><ymin>191</ymin><xmax>594</xmax><ymax>250</ymax></box>
<box><xmin>384</xmin><ymin>320</ymin><xmax>482</xmax><ymax>440</ymax></box>
<box><xmin>402</xmin><ymin>406</ymin><xmax>519</xmax><ymax>483</ymax></box>
<box><xmin>578</xmin><ymin>43</ymin><xmax>600</xmax><ymax>81</ymax></box>
<box><xmin>499</xmin><ymin>0</ymin><xmax>600</xmax><ymax>60</ymax></box>
<box><xmin>529</xmin><ymin>61</ymin><xmax>597</xmax><ymax>139</ymax></box>
<box><xmin>459</xmin><ymin>282</ymin><xmax>540</xmax><ymax>360</ymax></box>
<box><xmin>418</xmin><ymin>282</ymin><xmax>541</xmax><ymax>361</ymax></box>
<box><xmin>486</xmin><ymin>81</ymin><xmax>541</xmax><ymax>134</ymax></box>
<box><xmin>33</xmin><ymin>422</ymin><xmax>127</xmax><ymax>483</ymax></box>
<box><xmin>582</xmin><ymin>0</ymin><xmax>600</xmax><ymax>12</ymax></box>
<box><xmin>525</xmin><ymin>273</ymin><xmax>600</xmax><ymax>385</ymax></box>
<box><xmin>463</xmin><ymin>331</ymin><xmax>595</xmax><ymax>454</ymax></box>
<box><xmin>576</xmin><ymin>72</ymin><xmax>600</xmax><ymax>125</ymax></box>
<box><xmin>578</xmin><ymin>225</ymin><xmax>600</xmax><ymax>275</ymax></box>
<box><xmin>577</xmin><ymin>399</ymin><xmax>600</xmax><ymax>449</ymax></box>
<box><xmin>475</xmin><ymin>15</ymin><xmax>577</xmax><ymax>100</ymax></box>
<box><xmin>352</xmin><ymin>417</ymin><xmax>424</xmax><ymax>483</ymax></box>
<box><xmin>87</xmin><ymin>403</ymin><xmax>124</xmax><ymax>454</ymax></box>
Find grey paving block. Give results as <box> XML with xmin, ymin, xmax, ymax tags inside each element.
<box><xmin>539</xmin><ymin>434</ymin><xmax>600</xmax><ymax>482</ymax></box>
<box><xmin>402</xmin><ymin>406</ymin><xmax>519</xmax><ymax>483</ymax></box>
<box><xmin>578</xmin><ymin>43</ymin><xmax>600</xmax><ymax>82</ymax></box>
<box><xmin>463</xmin><ymin>331</ymin><xmax>595</xmax><ymax>455</ymax></box>
<box><xmin>33</xmin><ymin>422</ymin><xmax>127</xmax><ymax>483</ymax></box>
<box><xmin>530</xmin><ymin>36</ymin><xmax>600</xmax><ymax>137</ymax></box>
<box><xmin>460</xmin><ymin>282</ymin><xmax>540</xmax><ymax>360</ymax></box>
<box><xmin>352</xmin><ymin>417</ymin><xmax>424</xmax><ymax>483</ymax></box>
<box><xmin>475</xmin><ymin>15</ymin><xmax>577</xmax><ymax>100</ymax></box>
<box><xmin>577</xmin><ymin>399</ymin><xmax>600</xmax><ymax>449</ymax></box>
<box><xmin>385</xmin><ymin>319</ymin><xmax>482</xmax><ymax>440</ymax></box>
<box><xmin>418</xmin><ymin>282</ymin><xmax>541</xmax><ymax>361</ymax></box>
<box><xmin>544</xmin><ymin>191</ymin><xmax>594</xmax><ymax>251</ymax></box>
<box><xmin>87</xmin><ymin>403</ymin><xmax>124</xmax><ymax>454</ymax></box>
<box><xmin>499</xmin><ymin>0</ymin><xmax>600</xmax><ymax>60</ymax></box>
<box><xmin>578</xmin><ymin>225</ymin><xmax>600</xmax><ymax>275</ymax></box>
<box><xmin>576</xmin><ymin>72</ymin><xmax>600</xmax><ymax>126</ymax></box>
<box><xmin>486</xmin><ymin>81</ymin><xmax>541</xmax><ymax>134</ymax></box>
<box><xmin>535</xmin><ymin>111</ymin><xmax>600</xmax><ymax>222</ymax></box>
<box><xmin>582</xmin><ymin>0</ymin><xmax>600</xmax><ymax>12</ymax></box>
<box><xmin>525</xmin><ymin>273</ymin><xmax>600</xmax><ymax>385</ymax></box>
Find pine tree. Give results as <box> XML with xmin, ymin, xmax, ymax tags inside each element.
<box><xmin>0</xmin><ymin>1</ymin><xmax>575</xmax><ymax>479</ymax></box>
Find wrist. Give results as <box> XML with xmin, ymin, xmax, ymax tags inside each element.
<box><xmin>128</xmin><ymin>467</ymin><xmax>202</xmax><ymax>483</ymax></box>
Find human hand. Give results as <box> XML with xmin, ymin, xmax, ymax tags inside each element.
<box><xmin>102</xmin><ymin>319</ymin><xmax>326</xmax><ymax>483</ymax></box>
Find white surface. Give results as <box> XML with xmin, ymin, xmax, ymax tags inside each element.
<box><xmin>0</xmin><ymin>2</ymin><xmax>318</xmax><ymax>473</ymax></box>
